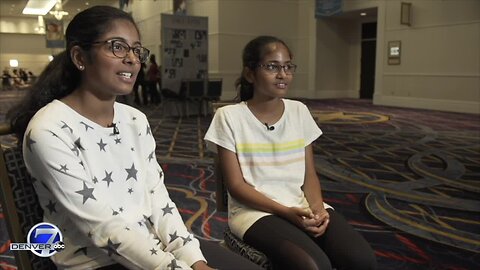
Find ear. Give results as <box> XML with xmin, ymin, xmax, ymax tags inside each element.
<box><xmin>70</xmin><ymin>45</ymin><xmax>86</xmax><ymax>71</ymax></box>
<box><xmin>244</xmin><ymin>67</ymin><xmax>255</xmax><ymax>84</ymax></box>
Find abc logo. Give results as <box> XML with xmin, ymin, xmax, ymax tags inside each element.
<box><xmin>27</xmin><ymin>222</ymin><xmax>64</xmax><ymax>257</ymax></box>
<box><xmin>53</xmin><ymin>241</ymin><xmax>65</xmax><ymax>252</ymax></box>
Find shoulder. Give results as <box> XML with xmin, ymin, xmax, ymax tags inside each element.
<box><xmin>115</xmin><ymin>102</ymin><xmax>148</xmax><ymax>123</ymax></box>
<box><xmin>215</xmin><ymin>102</ymin><xmax>245</xmax><ymax>116</ymax></box>
<box><xmin>28</xmin><ymin>100</ymin><xmax>73</xmax><ymax>130</ymax></box>
<box><xmin>284</xmin><ymin>99</ymin><xmax>310</xmax><ymax>113</ymax></box>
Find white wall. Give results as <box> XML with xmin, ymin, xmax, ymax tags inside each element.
<box><xmin>375</xmin><ymin>0</ymin><xmax>480</xmax><ymax>113</ymax></box>
<box><xmin>2</xmin><ymin>0</ymin><xmax>478</xmax><ymax>113</ymax></box>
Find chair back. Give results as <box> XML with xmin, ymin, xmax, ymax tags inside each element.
<box><xmin>0</xmin><ymin>124</ymin><xmax>57</xmax><ymax>270</ymax></box>
<box><xmin>180</xmin><ymin>79</ymin><xmax>205</xmax><ymax>99</ymax></box>
<box><xmin>206</xmin><ymin>79</ymin><xmax>223</xmax><ymax>100</ymax></box>
<box><xmin>214</xmin><ymin>155</ymin><xmax>228</xmax><ymax>212</ymax></box>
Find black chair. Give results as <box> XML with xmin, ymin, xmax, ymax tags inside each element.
<box><xmin>161</xmin><ymin>88</ymin><xmax>183</xmax><ymax>117</ymax></box>
<box><xmin>0</xmin><ymin>124</ymin><xmax>57</xmax><ymax>270</ymax></box>
<box><xmin>179</xmin><ymin>79</ymin><xmax>206</xmax><ymax>117</ymax></box>
<box><xmin>203</xmin><ymin>79</ymin><xmax>223</xmax><ymax>116</ymax></box>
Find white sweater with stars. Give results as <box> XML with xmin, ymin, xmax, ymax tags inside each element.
<box><xmin>23</xmin><ymin>100</ymin><xmax>205</xmax><ymax>270</ymax></box>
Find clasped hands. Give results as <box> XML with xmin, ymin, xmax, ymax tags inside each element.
<box><xmin>287</xmin><ymin>205</ymin><xmax>330</xmax><ymax>237</ymax></box>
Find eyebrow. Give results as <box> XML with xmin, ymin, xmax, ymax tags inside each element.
<box><xmin>263</xmin><ymin>60</ymin><xmax>293</xmax><ymax>64</ymax></box>
<box><xmin>107</xmin><ymin>37</ymin><xmax>142</xmax><ymax>46</ymax></box>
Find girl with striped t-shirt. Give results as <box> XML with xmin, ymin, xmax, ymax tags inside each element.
<box><xmin>204</xmin><ymin>36</ymin><xmax>377</xmax><ymax>270</ymax></box>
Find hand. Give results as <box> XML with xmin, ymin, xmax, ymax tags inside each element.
<box><xmin>303</xmin><ymin>204</ymin><xmax>330</xmax><ymax>237</ymax></box>
<box><xmin>281</xmin><ymin>207</ymin><xmax>314</xmax><ymax>228</ymax></box>
<box><xmin>192</xmin><ymin>260</ymin><xmax>215</xmax><ymax>270</ymax></box>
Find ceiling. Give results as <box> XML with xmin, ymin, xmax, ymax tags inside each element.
<box><xmin>0</xmin><ymin>0</ymin><xmax>118</xmax><ymax>20</ymax></box>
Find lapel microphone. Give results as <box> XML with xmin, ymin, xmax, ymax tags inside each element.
<box><xmin>264</xmin><ymin>123</ymin><xmax>275</xmax><ymax>131</ymax></box>
<box><xmin>108</xmin><ymin>123</ymin><xmax>119</xmax><ymax>135</ymax></box>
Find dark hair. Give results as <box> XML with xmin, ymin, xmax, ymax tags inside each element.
<box><xmin>235</xmin><ymin>36</ymin><xmax>292</xmax><ymax>101</ymax></box>
<box><xmin>8</xmin><ymin>6</ymin><xmax>138</xmax><ymax>141</ymax></box>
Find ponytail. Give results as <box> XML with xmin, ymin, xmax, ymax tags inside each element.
<box><xmin>234</xmin><ymin>76</ymin><xmax>254</xmax><ymax>102</ymax></box>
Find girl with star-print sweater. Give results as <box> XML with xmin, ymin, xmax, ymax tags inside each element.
<box><xmin>24</xmin><ymin>100</ymin><xmax>203</xmax><ymax>269</ymax></box>
<box><xmin>8</xmin><ymin>6</ymin><xmax>261</xmax><ymax>270</ymax></box>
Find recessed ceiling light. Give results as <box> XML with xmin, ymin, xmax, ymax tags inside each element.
<box><xmin>23</xmin><ymin>0</ymin><xmax>57</xmax><ymax>15</ymax></box>
<box><xmin>360</xmin><ymin>12</ymin><xmax>367</xmax><ymax>16</ymax></box>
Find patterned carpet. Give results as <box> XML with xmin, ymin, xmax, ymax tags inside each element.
<box><xmin>1</xmin><ymin>90</ymin><xmax>479</xmax><ymax>269</ymax></box>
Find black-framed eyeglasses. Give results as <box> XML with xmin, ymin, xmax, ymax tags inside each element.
<box><xmin>91</xmin><ymin>39</ymin><xmax>150</xmax><ymax>63</ymax></box>
<box><xmin>257</xmin><ymin>63</ymin><xmax>297</xmax><ymax>75</ymax></box>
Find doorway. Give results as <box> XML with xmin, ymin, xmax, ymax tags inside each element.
<box><xmin>360</xmin><ymin>22</ymin><xmax>377</xmax><ymax>99</ymax></box>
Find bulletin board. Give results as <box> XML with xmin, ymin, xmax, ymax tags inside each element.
<box><xmin>161</xmin><ymin>14</ymin><xmax>208</xmax><ymax>93</ymax></box>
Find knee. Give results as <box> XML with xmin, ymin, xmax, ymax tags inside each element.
<box><xmin>342</xmin><ymin>248</ymin><xmax>377</xmax><ymax>270</ymax></box>
<box><xmin>274</xmin><ymin>255</ymin><xmax>332</xmax><ymax>270</ymax></box>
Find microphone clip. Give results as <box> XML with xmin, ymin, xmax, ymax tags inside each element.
<box><xmin>108</xmin><ymin>123</ymin><xmax>119</xmax><ymax>135</ymax></box>
<box><xmin>264</xmin><ymin>123</ymin><xmax>275</xmax><ymax>131</ymax></box>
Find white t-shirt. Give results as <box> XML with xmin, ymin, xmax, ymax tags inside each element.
<box><xmin>23</xmin><ymin>100</ymin><xmax>205</xmax><ymax>270</ymax></box>
<box><xmin>204</xmin><ymin>99</ymin><xmax>331</xmax><ymax>239</ymax></box>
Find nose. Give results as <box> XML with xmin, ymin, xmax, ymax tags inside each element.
<box><xmin>276</xmin><ymin>66</ymin><xmax>287</xmax><ymax>78</ymax></box>
<box><xmin>124</xmin><ymin>50</ymin><xmax>140</xmax><ymax>65</ymax></box>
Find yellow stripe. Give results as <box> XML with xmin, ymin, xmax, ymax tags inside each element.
<box><xmin>238</xmin><ymin>139</ymin><xmax>305</xmax><ymax>153</ymax></box>
<box><xmin>240</xmin><ymin>156</ymin><xmax>304</xmax><ymax>166</ymax></box>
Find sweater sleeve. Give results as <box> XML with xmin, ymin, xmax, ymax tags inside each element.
<box><xmin>23</xmin><ymin>119</ymin><xmax>199</xmax><ymax>269</ymax></box>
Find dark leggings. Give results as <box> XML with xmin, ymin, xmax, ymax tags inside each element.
<box><xmin>243</xmin><ymin>209</ymin><xmax>377</xmax><ymax>270</ymax></box>
<box><xmin>97</xmin><ymin>238</ymin><xmax>262</xmax><ymax>270</ymax></box>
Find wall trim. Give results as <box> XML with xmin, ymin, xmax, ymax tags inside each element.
<box><xmin>313</xmin><ymin>90</ymin><xmax>359</xmax><ymax>99</ymax></box>
<box><xmin>374</xmin><ymin>95</ymin><xmax>480</xmax><ymax>114</ymax></box>
<box><xmin>383</xmin><ymin>73</ymin><xmax>480</xmax><ymax>78</ymax></box>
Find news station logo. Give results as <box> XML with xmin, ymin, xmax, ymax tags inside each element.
<box><xmin>10</xmin><ymin>222</ymin><xmax>65</xmax><ymax>257</ymax></box>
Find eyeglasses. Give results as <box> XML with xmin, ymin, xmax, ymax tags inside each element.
<box><xmin>257</xmin><ymin>63</ymin><xmax>297</xmax><ymax>75</ymax></box>
<box><xmin>91</xmin><ymin>39</ymin><xmax>150</xmax><ymax>63</ymax></box>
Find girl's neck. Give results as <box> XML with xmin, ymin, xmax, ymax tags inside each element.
<box><xmin>61</xmin><ymin>89</ymin><xmax>116</xmax><ymax>127</ymax></box>
<box><xmin>246</xmin><ymin>97</ymin><xmax>284</xmax><ymax>125</ymax></box>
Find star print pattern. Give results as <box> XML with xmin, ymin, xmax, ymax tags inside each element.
<box><xmin>102</xmin><ymin>170</ymin><xmax>114</xmax><ymax>187</ymax></box>
<box><xmin>97</xmin><ymin>139</ymin><xmax>107</xmax><ymax>151</ymax></box>
<box><xmin>45</xmin><ymin>200</ymin><xmax>57</xmax><ymax>214</ymax></box>
<box><xmin>80</xmin><ymin>121</ymin><xmax>94</xmax><ymax>132</ymax></box>
<box><xmin>101</xmin><ymin>238</ymin><xmax>121</xmax><ymax>256</ymax></box>
<box><xmin>168</xmin><ymin>259</ymin><xmax>182</xmax><ymax>270</ymax></box>
<box><xmin>125</xmin><ymin>163</ymin><xmax>138</xmax><ymax>181</ymax></box>
<box><xmin>22</xmin><ymin>101</ymin><xmax>205</xmax><ymax>269</ymax></box>
<box><xmin>162</xmin><ymin>203</ymin><xmax>174</xmax><ymax>216</ymax></box>
<box><xmin>75</xmin><ymin>182</ymin><xmax>96</xmax><ymax>204</ymax></box>
<box><xmin>59</xmin><ymin>164</ymin><xmax>68</xmax><ymax>173</ymax></box>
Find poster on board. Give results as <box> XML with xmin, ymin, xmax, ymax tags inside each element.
<box><xmin>45</xmin><ymin>19</ymin><xmax>65</xmax><ymax>48</ymax></box>
<box><xmin>161</xmin><ymin>14</ymin><xmax>208</xmax><ymax>94</ymax></box>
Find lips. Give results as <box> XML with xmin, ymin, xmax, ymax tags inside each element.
<box><xmin>276</xmin><ymin>82</ymin><xmax>287</xmax><ymax>89</ymax></box>
<box><xmin>117</xmin><ymin>72</ymin><xmax>133</xmax><ymax>79</ymax></box>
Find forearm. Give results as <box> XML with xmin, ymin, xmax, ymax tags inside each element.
<box><xmin>228</xmin><ymin>180</ymin><xmax>288</xmax><ymax>216</ymax></box>
<box><xmin>303</xmin><ymin>144</ymin><xmax>325</xmax><ymax>208</ymax></box>
<box><xmin>303</xmin><ymin>174</ymin><xmax>324</xmax><ymax>208</ymax></box>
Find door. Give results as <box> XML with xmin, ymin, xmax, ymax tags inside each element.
<box><xmin>360</xmin><ymin>22</ymin><xmax>377</xmax><ymax>99</ymax></box>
